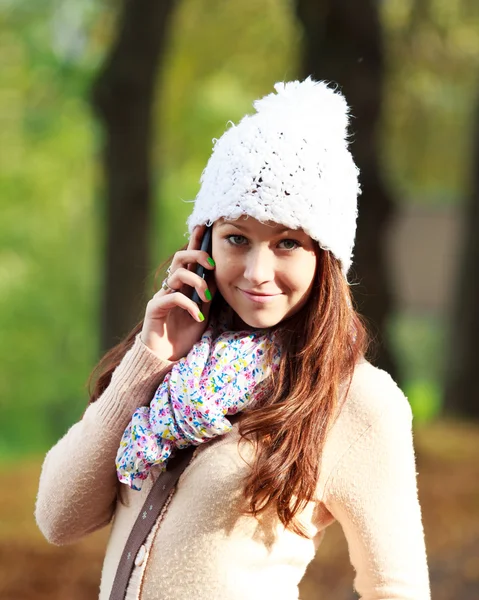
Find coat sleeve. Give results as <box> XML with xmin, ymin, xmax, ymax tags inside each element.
<box><xmin>322</xmin><ymin>392</ymin><xmax>431</xmax><ymax>599</ymax></box>
<box><xmin>34</xmin><ymin>334</ymin><xmax>173</xmax><ymax>546</ymax></box>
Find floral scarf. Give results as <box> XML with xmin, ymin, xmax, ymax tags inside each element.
<box><xmin>116</xmin><ymin>316</ymin><xmax>281</xmax><ymax>490</ymax></box>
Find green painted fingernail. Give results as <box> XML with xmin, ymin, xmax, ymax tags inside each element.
<box><xmin>204</xmin><ymin>289</ymin><xmax>212</xmax><ymax>301</ymax></box>
<box><xmin>198</xmin><ymin>311</ymin><xmax>205</xmax><ymax>322</ymax></box>
<box><xmin>207</xmin><ymin>257</ymin><xmax>215</xmax><ymax>267</ymax></box>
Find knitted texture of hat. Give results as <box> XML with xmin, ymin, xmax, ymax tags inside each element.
<box><xmin>186</xmin><ymin>77</ymin><xmax>361</xmax><ymax>277</ymax></box>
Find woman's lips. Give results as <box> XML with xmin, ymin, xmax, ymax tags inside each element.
<box><xmin>239</xmin><ymin>289</ymin><xmax>281</xmax><ymax>304</ymax></box>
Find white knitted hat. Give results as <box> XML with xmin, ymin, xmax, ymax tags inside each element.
<box><xmin>186</xmin><ymin>77</ymin><xmax>361</xmax><ymax>277</ymax></box>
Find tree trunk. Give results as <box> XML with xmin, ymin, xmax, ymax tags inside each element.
<box><xmin>91</xmin><ymin>0</ymin><xmax>176</xmax><ymax>353</ymax></box>
<box><xmin>294</xmin><ymin>0</ymin><xmax>397</xmax><ymax>378</ymax></box>
<box><xmin>444</xmin><ymin>99</ymin><xmax>479</xmax><ymax>418</ymax></box>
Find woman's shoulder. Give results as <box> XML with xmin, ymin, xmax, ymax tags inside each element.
<box><xmin>325</xmin><ymin>359</ymin><xmax>413</xmax><ymax>455</ymax></box>
<box><xmin>343</xmin><ymin>358</ymin><xmax>412</xmax><ymax>424</ymax></box>
<box><xmin>317</xmin><ymin>359</ymin><xmax>414</xmax><ymax>496</ymax></box>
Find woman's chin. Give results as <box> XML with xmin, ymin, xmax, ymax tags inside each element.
<box><xmin>231</xmin><ymin>309</ymin><xmax>284</xmax><ymax>331</ymax></box>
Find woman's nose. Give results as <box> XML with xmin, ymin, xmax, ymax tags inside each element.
<box><xmin>243</xmin><ymin>248</ymin><xmax>275</xmax><ymax>285</ymax></box>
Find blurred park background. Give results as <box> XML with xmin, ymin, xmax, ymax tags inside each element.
<box><xmin>1</xmin><ymin>0</ymin><xmax>479</xmax><ymax>598</ymax></box>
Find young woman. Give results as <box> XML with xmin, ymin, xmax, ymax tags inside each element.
<box><xmin>35</xmin><ymin>78</ymin><xmax>431</xmax><ymax>599</ymax></box>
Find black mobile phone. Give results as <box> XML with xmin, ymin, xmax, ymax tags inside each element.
<box><xmin>191</xmin><ymin>225</ymin><xmax>213</xmax><ymax>308</ymax></box>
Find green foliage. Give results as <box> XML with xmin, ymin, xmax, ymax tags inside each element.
<box><xmin>0</xmin><ymin>1</ymin><xmax>105</xmax><ymax>455</ymax></box>
<box><xmin>405</xmin><ymin>379</ymin><xmax>442</xmax><ymax>423</ymax></box>
<box><xmin>381</xmin><ymin>0</ymin><xmax>479</xmax><ymax>204</ymax></box>
<box><xmin>388</xmin><ymin>311</ymin><xmax>445</xmax><ymax>422</ymax></box>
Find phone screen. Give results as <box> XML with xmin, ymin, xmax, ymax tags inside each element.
<box><xmin>191</xmin><ymin>225</ymin><xmax>212</xmax><ymax>308</ymax></box>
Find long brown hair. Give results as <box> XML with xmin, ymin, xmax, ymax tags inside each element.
<box><xmin>239</xmin><ymin>249</ymin><xmax>368</xmax><ymax>536</ymax></box>
<box><xmin>87</xmin><ymin>246</ymin><xmax>368</xmax><ymax>537</ymax></box>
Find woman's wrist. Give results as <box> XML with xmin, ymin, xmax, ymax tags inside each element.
<box><xmin>138</xmin><ymin>332</ymin><xmax>174</xmax><ymax>362</ymax></box>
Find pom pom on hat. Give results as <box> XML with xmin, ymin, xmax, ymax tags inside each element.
<box><xmin>186</xmin><ymin>77</ymin><xmax>360</xmax><ymax>277</ymax></box>
<box><xmin>253</xmin><ymin>78</ymin><xmax>350</xmax><ymax>143</ymax></box>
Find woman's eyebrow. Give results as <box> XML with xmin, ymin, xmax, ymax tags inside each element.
<box><xmin>218</xmin><ymin>221</ymin><xmax>294</xmax><ymax>235</ymax></box>
<box><xmin>217</xmin><ymin>221</ymin><xmax>247</xmax><ymax>230</ymax></box>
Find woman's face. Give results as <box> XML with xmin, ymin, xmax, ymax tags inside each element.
<box><xmin>211</xmin><ymin>216</ymin><xmax>318</xmax><ymax>329</ymax></box>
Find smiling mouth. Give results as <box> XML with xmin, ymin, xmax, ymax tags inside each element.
<box><xmin>238</xmin><ymin>289</ymin><xmax>282</xmax><ymax>303</ymax></box>
<box><xmin>241</xmin><ymin>290</ymin><xmax>279</xmax><ymax>296</ymax></box>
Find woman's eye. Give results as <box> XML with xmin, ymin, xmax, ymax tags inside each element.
<box><xmin>226</xmin><ymin>234</ymin><xmax>247</xmax><ymax>246</ymax></box>
<box><xmin>278</xmin><ymin>239</ymin><xmax>300</xmax><ymax>250</ymax></box>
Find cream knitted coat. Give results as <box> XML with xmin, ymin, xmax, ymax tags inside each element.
<box><xmin>35</xmin><ymin>334</ymin><xmax>431</xmax><ymax>600</ymax></box>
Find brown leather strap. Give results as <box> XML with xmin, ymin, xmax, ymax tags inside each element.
<box><xmin>109</xmin><ymin>445</ymin><xmax>195</xmax><ymax>600</ymax></box>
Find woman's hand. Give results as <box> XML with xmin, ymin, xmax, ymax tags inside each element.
<box><xmin>140</xmin><ymin>226</ymin><xmax>216</xmax><ymax>361</ymax></box>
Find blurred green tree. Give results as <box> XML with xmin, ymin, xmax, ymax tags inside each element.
<box><xmin>295</xmin><ymin>0</ymin><xmax>397</xmax><ymax>378</ymax></box>
<box><xmin>444</xmin><ymin>89</ymin><xmax>479</xmax><ymax>419</ymax></box>
<box><xmin>91</xmin><ymin>0</ymin><xmax>177</xmax><ymax>353</ymax></box>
